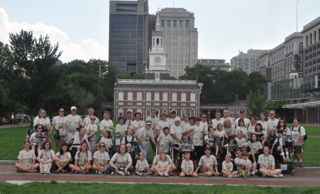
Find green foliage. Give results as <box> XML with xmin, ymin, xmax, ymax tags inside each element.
<box><xmin>0</xmin><ymin>31</ymin><xmax>115</xmax><ymax>115</ymax></box>
<box><xmin>265</xmin><ymin>100</ymin><xmax>287</xmax><ymax>111</ymax></box>
<box><xmin>180</xmin><ymin>64</ymin><xmax>266</xmax><ymax>104</ymax></box>
<box><xmin>248</xmin><ymin>91</ymin><xmax>266</xmax><ymax>116</ymax></box>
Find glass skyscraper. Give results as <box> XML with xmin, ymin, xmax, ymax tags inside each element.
<box><xmin>109</xmin><ymin>0</ymin><xmax>149</xmax><ymax>74</ymax></box>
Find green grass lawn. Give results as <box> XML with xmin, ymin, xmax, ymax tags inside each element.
<box><xmin>0</xmin><ymin>183</ymin><xmax>319</xmax><ymax>194</ymax></box>
<box><xmin>0</xmin><ymin>127</ymin><xmax>319</xmax><ymax>166</ymax></box>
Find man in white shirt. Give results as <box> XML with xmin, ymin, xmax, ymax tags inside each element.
<box><xmin>211</xmin><ymin>112</ymin><xmax>224</xmax><ymax>129</ymax></box>
<box><xmin>235</xmin><ymin>110</ymin><xmax>250</xmax><ymax>128</ymax></box>
<box><xmin>52</xmin><ymin>108</ymin><xmax>67</xmax><ymax>144</ymax></box>
<box><xmin>136</xmin><ymin>120</ymin><xmax>155</xmax><ymax>161</ymax></box>
<box><xmin>65</xmin><ymin>106</ymin><xmax>82</xmax><ymax>144</ymax></box>
<box><xmin>267</xmin><ymin>110</ymin><xmax>279</xmax><ymax>133</ymax></box>
<box><xmin>83</xmin><ymin>107</ymin><xmax>99</xmax><ymax>128</ymax></box>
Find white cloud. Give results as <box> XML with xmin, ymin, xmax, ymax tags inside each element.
<box><xmin>0</xmin><ymin>7</ymin><xmax>107</xmax><ymax>62</ymax></box>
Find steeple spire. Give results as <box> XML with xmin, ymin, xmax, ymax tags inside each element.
<box><xmin>155</xmin><ymin>12</ymin><xmax>161</xmax><ymax>32</ymax></box>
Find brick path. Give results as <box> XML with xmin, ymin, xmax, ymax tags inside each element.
<box><xmin>1</xmin><ymin>164</ymin><xmax>320</xmax><ymax>187</ymax></box>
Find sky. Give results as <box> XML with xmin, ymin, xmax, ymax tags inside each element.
<box><xmin>0</xmin><ymin>0</ymin><xmax>320</xmax><ymax>62</ymax></box>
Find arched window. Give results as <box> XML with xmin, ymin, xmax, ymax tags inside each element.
<box><xmin>156</xmin><ymin>38</ymin><xmax>160</xmax><ymax>46</ymax></box>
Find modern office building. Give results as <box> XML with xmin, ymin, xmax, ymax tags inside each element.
<box><xmin>231</xmin><ymin>49</ymin><xmax>268</xmax><ymax>75</ymax></box>
<box><xmin>197</xmin><ymin>59</ymin><xmax>231</xmax><ymax>71</ymax></box>
<box><xmin>109</xmin><ymin>0</ymin><xmax>150</xmax><ymax>74</ymax></box>
<box><xmin>158</xmin><ymin>8</ymin><xmax>198</xmax><ymax>78</ymax></box>
<box><xmin>302</xmin><ymin>17</ymin><xmax>320</xmax><ymax>92</ymax></box>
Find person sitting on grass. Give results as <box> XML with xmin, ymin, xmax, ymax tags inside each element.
<box><xmin>38</xmin><ymin>142</ymin><xmax>55</xmax><ymax>174</ymax></box>
<box><xmin>258</xmin><ymin>146</ymin><xmax>283</xmax><ymax>177</ymax></box>
<box><xmin>195</xmin><ymin>148</ymin><xmax>219</xmax><ymax>176</ymax></box>
<box><xmin>69</xmin><ymin>142</ymin><xmax>92</xmax><ymax>174</ymax></box>
<box><xmin>109</xmin><ymin>144</ymin><xmax>132</xmax><ymax>176</ymax></box>
<box><xmin>54</xmin><ymin>144</ymin><xmax>71</xmax><ymax>173</ymax></box>
<box><xmin>151</xmin><ymin>149</ymin><xmax>176</xmax><ymax>177</ymax></box>
<box><xmin>222</xmin><ymin>154</ymin><xmax>238</xmax><ymax>178</ymax></box>
<box><xmin>237</xmin><ymin>151</ymin><xmax>253</xmax><ymax>177</ymax></box>
<box><xmin>92</xmin><ymin>143</ymin><xmax>110</xmax><ymax>174</ymax></box>
<box><xmin>16</xmin><ymin>142</ymin><xmax>39</xmax><ymax>173</ymax></box>
<box><xmin>180</xmin><ymin>151</ymin><xmax>197</xmax><ymax>177</ymax></box>
<box><xmin>135</xmin><ymin>152</ymin><xmax>151</xmax><ymax>176</ymax></box>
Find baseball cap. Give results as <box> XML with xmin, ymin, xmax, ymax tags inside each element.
<box><xmin>70</xmin><ymin>106</ymin><xmax>77</xmax><ymax>111</ymax></box>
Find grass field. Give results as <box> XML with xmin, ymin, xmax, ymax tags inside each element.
<box><xmin>0</xmin><ymin>127</ymin><xmax>319</xmax><ymax>166</ymax></box>
<box><xmin>0</xmin><ymin>183</ymin><xmax>319</xmax><ymax>194</ymax></box>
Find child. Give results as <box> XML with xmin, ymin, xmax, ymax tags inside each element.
<box><xmin>29</xmin><ymin>124</ymin><xmax>48</xmax><ymax>155</ymax></box>
<box><xmin>151</xmin><ymin>150</ymin><xmax>175</xmax><ymax>177</ymax></box>
<box><xmin>54</xmin><ymin>144</ymin><xmax>71</xmax><ymax>173</ymax></box>
<box><xmin>69</xmin><ymin>142</ymin><xmax>92</xmax><ymax>174</ymax></box>
<box><xmin>92</xmin><ymin>143</ymin><xmax>110</xmax><ymax>174</ymax></box>
<box><xmin>249</xmin><ymin>134</ymin><xmax>262</xmax><ymax>173</ymax></box>
<box><xmin>115</xmin><ymin>117</ymin><xmax>127</xmax><ymax>137</ymax></box>
<box><xmin>180</xmin><ymin>152</ymin><xmax>197</xmax><ymax>177</ymax></box>
<box><xmin>85</xmin><ymin>116</ymin><xmax>98</xmax><ymax>153</ymax></box>
<box><xmin>135</xmin><ymin>152</ymin><xmax>151</xmax><ymax>176</ymax></box>
<box><xmin>16</xmin><ymin>142</ymin><xmax>38</xmax><ymax>173</ymax></box>
<box><xmin>99</xmin><ymin>131</ymin><xmax>113</xmax><ymax>153</ymax></box>
<box><xmin>157</xmin><ymin>127</ymin><xmax>174</xmax><ymax>155</ymax></box>
<box><xmin>214</xmin><ymin>123</ymin><xmax>227</xmax><ymax>158</ymax></box>
<box><xmin>70</xmin><ymin>127</ymin><xmax>89</xmax><ymax>161</ymax></box>
<box><xmin>238</xmin><ymin>152</ymin><xmax>253</xmax><ymax>177</ymax></box>
<box><xmin>180</xmin><ymin>134</ymin><xmax>194</xmax><ymax>153</ymax></box>
<box><xmin>222</xmin><ymin>154</ymin><xmax>238</xmax><ymax>178</ymax></box>
<box><xmin>38</xmin><ymin>142</ymin><xmax>55</xmax><ymax>174</ymax></box>
<box><xmin>196</xmin><ymin>148</ymin><xmax>219</xmax><ymax>176</ymax></box>
<box><xmin>99</xmin><ymin>110</ymin><xmax>114</xmax><ymax>135</ymax></box>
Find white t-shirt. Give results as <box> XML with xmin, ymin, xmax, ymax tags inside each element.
<box><xmin>115</xmin><ymin>124</ymin><xmax>127</xmax><ymax>136</ymax></box>
<box><xmin>222</xmin><ymin>161</ymin><xmax>234</xmax><ymax>172</ymax></box>
<box><xmin>158</xmin><ymin>133</ymin><xmax>174</xmax><ymax>153</ymax></box>
<box><xmin>170</xmin><ymin>124</ymin><xmax>184</xmax><ymax>143</ymax></box>
<box><xmin>181</xmin><ymin>159</ymin><xmax>194</xmax><ymax>174</ymax></box>
<box><xmin>267</xmin><ymin>118</ymin><xmax>279</xmax><ymax>131</ymax></box>
<box><xmin>191</xmin><ymin>124</ymin><xmax>205</xmax><ymax>146</ymax></box>
<box><xmin>99</xmin><ymin>119</ymin><xmax>114</xmax><ymax>132</ymax></box>
<box><xmin>136</xmin><ymin>127</ymin><xmax>154</xmax><ymax>144</ymax></box>
<box><xmin>33</xmin><ymin>116</ymin><xmax>51</xmax><ymax>128</ymax></box>
<box><xmin>235</xmin><ymin>117</ymin><xmax>250</xmax><ymax>128</ymax></box>
<box><xmin>75</xmin><ymin>151</ymin><xmax>92</xmax><ymax>165</ymax></box>
<box><xmin>65</xmin><ymin>114</ymin><xmax>82</xmax><ymax>133</ymax></box>
<box><xmin>135</xmin><ymin>159</ymin><xmax>149</xmax><ymax>172</ymax></box>
<box><xmin>99</xmin><ymin>137</ymin><xmax>113</xmax><ymax>150</ymax></box>
<box><xmin>110</xmin><ymin>153</ymin><xmax>132</xmax><ymax>168</ymax></box>
<box><xmin>291</xmin><ymin>126</ymin><xmax>306</xmax><ymax>145</ymax></box>
<box><xmin>157</xmin><ymin>119</ymin><xmax>170</xmax><ymax>130</ymax></box>
<box><xmin>211</xmin><ymin>118</ymin><xmax>224</xmax><ymax>129</ymax></box>
<box><xmin>198</xmin><ymin>155</ymin><xmax>217</xmax><ymax>168</ymax></box>
<box><xmin>52</xmin><ymin>116</ymin><xmax>67</xmax><ymax>130</ymax></box>
<box><xmin>132</xmin><ymin>120</ymin><xmax>145</xmax><ymax>130</ymax></box>
<box><xmin>17</xmin><ymin>149</ymin><xmax>35</xmax><ymax>165</ymax></box>
<box><xmin>38</xmin><ymin>149</ymin><xmax>55</xmax><ymax>162</ymax></box>
<box><xmin>55</xmin><ymin>151</ymin><xmax>71</xmax><ymax>162</ymax></box>
<box><xmin>93</xmin><ymin>151</ymin><xmax>110</xmax><ymax>164</ymax></box>
<box><xmin>83</xmin><ymin>115</ymin><xmax>100</xmax><ymax>128</ymax></box>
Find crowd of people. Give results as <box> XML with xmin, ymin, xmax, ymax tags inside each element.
<box><xmin>16</xmin><ymin>106</ymin><xmax>307</xmax><ymax>178</ymax></box>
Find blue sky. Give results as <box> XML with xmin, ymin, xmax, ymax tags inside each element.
<box><xmin>0</xmin><ymin>0</ymin><xmax>320</xmax><ymax>62</ymax></box>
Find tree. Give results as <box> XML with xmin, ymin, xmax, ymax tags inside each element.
<box><xmin>248</xmin><ymin>91</ymin><xmax>266</xmax><ymax>116</ymax></box>
<box><xmin>8</xmin><ymin>30</ymin><xmax>62</xmax><ymax>114</ymax></box>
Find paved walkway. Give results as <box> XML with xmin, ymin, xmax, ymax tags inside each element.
<box><xmin>1</xmin><ymin>164</ymin><xmax>320</xmax><ymax>187</ymax></box>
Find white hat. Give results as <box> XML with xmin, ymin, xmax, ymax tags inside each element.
<box><xmin>70</xmin><ymin>106</ymin><xmax>77</xmax><ymax>111</ymax></box>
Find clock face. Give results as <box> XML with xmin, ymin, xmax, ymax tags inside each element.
<box><xmin>154</xmin><ymin>56</ymin><xmax>162</xmax><ymax>64</ymax></box>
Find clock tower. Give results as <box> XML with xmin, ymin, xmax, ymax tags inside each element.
<box><xmin>148</xmin><ymin>13</ymin><xmax>167</xmax><ymax>72</ymax></box>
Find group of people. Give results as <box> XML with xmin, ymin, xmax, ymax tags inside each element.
<box><xmin>16</xmin><ymin>106</ymin><xmax>307</xmax><ymax>178</ymax></box>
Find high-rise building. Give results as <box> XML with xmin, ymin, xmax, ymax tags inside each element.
<box><xmin>158</xmin><ymin>8</ymin><xmax>198</xmax><ymax>78</ymax></box>
<box><xmin>109</xmin><ymin>0</ymin><xmax>149</xmax><ymax>74</ymax></box>
<box><xmin>302</xmin><ymin>17</ymin><xmax>320</xmax><ymax>92</ymax></box>
<box><xmin>231</xmin><ymin>49</ymin><xmax>268</xmax><ymax>75</ymax></box>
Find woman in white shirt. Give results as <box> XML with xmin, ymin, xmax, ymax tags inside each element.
<box><xmin>16</xmin><ymin>142</ymin><xmax>38</xmax><ymax>173</ymax></box>
<box><xmin>38</xmin><ymin>142</ymin><xmax>55</xmax><ymax>174</ymax></box>
<box><xmin>92</xmin><ymin>143</ymin><xmax>110</xmax><ymax>174</ymax></box>
<box><xmin>33</xmin><ymin>109</ymin><xmax>51</xmax><ymax>130</ymax></box>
